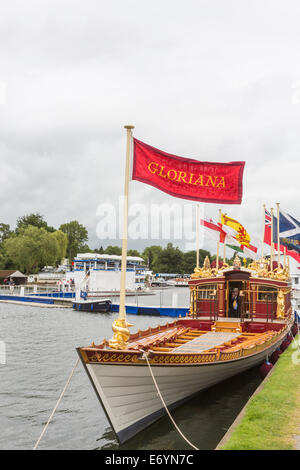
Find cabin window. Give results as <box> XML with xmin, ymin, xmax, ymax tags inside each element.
<box><xmin>295</xmin><ymin>278</ymin><xmax>299</xmax><ymax>285</ymax></box>
<box><xmin>257</xmin><ymin>286</ymin><xmax>277</xmax><ymax>301</ymax></box>
<box><xmin>196</xmin><ymin>284</ymin><xmax>217</xmax><ymax>300</ymax></box>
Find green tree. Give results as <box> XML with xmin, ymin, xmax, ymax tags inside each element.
<box><xmin>16</xmin><ymin>213</ymin><xmax>55</xmax><ymax>233</ymax></box>
<box><xmin>59</xmin><ymin>221</ymin><xmax>88</xmax><ymax>261</ymax></box>
<box><xmin>104</xmin><ymin>245</ymin><xmax>122</xmax><ymax>255</ymax></box>
<box><xmin>142</xmin><ymin>246</ymin><xmax>163</xmax><ymax>269</ymax></box>
<box><xmin>51</xmin><ymin>230</ymin><xmax>68</xmax><ymax>263</ymax></box>
<box><xmin>180</xmin><ymin>249</ymin><xmax>211</xmax><ymax>273</ymax></box>
<box><xmin>4</xmin><ymin>226</ymin><xmax>61</xmax><ymax>273</ymax></box>
<box><xmin>0</xmin><ymin>223</ymin><xmax>11</xmax><ymax>245</ymax></box>
<box><xmin>127</xmin><ymin>249</ymin><xmax>141</xmax><ymax>257</ymax></box>
<box><xmin>79</xmin><ymin>244</ymin><xmax>93</xmax><ymax>253</ymax></box>
<box><xmin>152</xmin><ymin>243</ymin><xmax>184</xmax><ymax>274</ymax></box>
<box><xmin>0</xmin><ymin>224</ymin><xmax>12</xmax><ymax>269</ymax></box>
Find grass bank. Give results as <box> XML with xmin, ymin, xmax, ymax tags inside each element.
<box><xmin>220</xmin><ymin>336</ymin><xmax>300</xmax><ymax>450</ymax></box>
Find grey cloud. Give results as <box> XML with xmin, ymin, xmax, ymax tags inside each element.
<box><xmin>1</xmin><ymin>0</ymin><xmax>300</xmax><ymax>253</ymax></box>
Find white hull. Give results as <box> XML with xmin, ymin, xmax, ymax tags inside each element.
<box><xmin>79</xmin><ymin>338</ymin><xmax>282</xmax><ymax>443</ymax></box>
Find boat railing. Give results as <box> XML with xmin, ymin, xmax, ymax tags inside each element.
<box><xmin>240</xmin><ymin>289</ymin><xmax>277</xmax><ymax>322</ymax></box>
<box><xmin>190</xmin><ymin>287</ymin><xmax>218</xmax><ymax>320</ymax></box>
<box><xmin>0</xmin><ymin>283</ymin><xmax>75</xmax><ymax>298</ymax></box>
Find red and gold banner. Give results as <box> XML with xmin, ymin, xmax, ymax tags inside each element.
<box><xmin>132</xmin><ymin>139</ymin><xmax>245</xmax><ymax>204</ymax></box>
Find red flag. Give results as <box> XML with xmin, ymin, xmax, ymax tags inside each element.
<box><xmin>132</xmin><ymin>138</ymin><xmax>245</xmax><ymax>204</ymax></box>
<box><xmin>200</xmin><ymin>218</ymin><xmax>227</xmax><ymax>242</ymax></box>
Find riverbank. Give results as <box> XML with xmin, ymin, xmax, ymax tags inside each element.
<box><xmin>217</xmin><ymin>335</ymin><xmax>300</xmax><ymax>450</ymax></box>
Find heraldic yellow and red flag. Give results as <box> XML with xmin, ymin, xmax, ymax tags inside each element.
<box><xmin>132</xmin><ymin>139</ymin><xmax>245</xmax><ymax>204</ymax></box>
<box><xmin>221</xmin><ymin>213</ymin><xmax>250</xmax><ymax>247</ymax></box>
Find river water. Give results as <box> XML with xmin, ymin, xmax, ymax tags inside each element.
<box><xmin>0</xmin><ymin>288</ymin><xmax>262</xmax><ymax>450</ymax></box>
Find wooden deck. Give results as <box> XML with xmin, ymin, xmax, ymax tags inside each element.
<box><xmin>174</xmin><ymin>331</ymin><xmax>240</xmax><ymax>353</ymax></box>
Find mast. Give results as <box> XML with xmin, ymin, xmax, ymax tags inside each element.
<box><xmin>262</xmin><ymin>204</ymin><xmax>266</xmax><ymax>259</ymax></box>
<box><xmin>196</xmin><ymin>204</ymin><xmax>200</xmax><ymax>268</ymax></box>
<box><xmin>216</xmin><ymin>209</ymin><xmax>221</xmax><ymax>269</ymax></box>
<box><xmin>276</xmin><ymin>202</ymin><xmax>280</xmax><ymax>267</ymax></box>
<box><xmin>270</xmin><ymin>207</ymin><xmax>274</xmax><ymax>271</ymax></box>
<box><xmin>109</xmin><ymin>125</ymin><xmax>134</xmax><ymax>349</ymax></box>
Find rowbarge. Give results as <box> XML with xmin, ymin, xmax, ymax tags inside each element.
<box><xmin>77</xmin><ymin>255</ymin><xmax>294</xmax><ymax>444</ymax></box>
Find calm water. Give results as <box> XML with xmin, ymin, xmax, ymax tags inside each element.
<box><xmin>112</xmin><ymin>286</ymin><xmax>190</xmax><ymax>308</ymax></box>
<box><xmin>0</xmin><ymin>292</ymin><xmax>262</xmax><ymax>450</ymax></box>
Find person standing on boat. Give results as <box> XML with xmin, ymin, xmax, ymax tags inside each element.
<box><xmin>229</xmin><ymin>287</ymin><xmax>240</xmax><ymax>318</ymax></box>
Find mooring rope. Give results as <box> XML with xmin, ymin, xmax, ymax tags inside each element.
<box><xmin>33</xmin><ymin>358</ymin><xmax>80</xmax><ymax>450</ymax></box>
<box><xmin>143</xmin><ymin>351</ymin><xmax>199</xmax><ymax>450</ymax></box>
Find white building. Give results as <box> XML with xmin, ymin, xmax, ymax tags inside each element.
<box><xmin>65</xmin><ymin>253</ymin><xmax>147</xmax><ymax>291</ymax></box>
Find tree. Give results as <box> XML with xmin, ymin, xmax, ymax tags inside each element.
<box><xmin>79</xmin><ymin>244</ymin><xmax>93</xmax><ymax>253</ymax></box>
<box><xmin>127</xmin><ymin>249</ymin><xmax>142</xmax><ymax>257</ymax></box>
<box><xmin>0</xmin><ymin>224</ymin><xmax>12</xmax><ymax>269</ymax></box>
<box><xmin>94</xmin><ymin>246</ymin><xmax>104</xmax><ymax>254</ymax></box>
<box><xmin>104</xmin><ymin>245</ymin><xmax>122</xmax><ymax>256</ymax></box>
<box><xmin>152</xmin><ymin>243</ymin><xmax>184</xmax><ymax>274</ymax></box>
<box><xmin>142</xmin><ymin>246</ymin><xmax>163</xmax><ymax>269</ymax></box>
<box><xmin>4</xmin><ymin>226</ymin><xmax>63</xmax><ymax>273</ymax></box>
<box><xmin>180</xmin><ymin>249</ymin><xmax>211</xmax><ymax>273</ymax></box>
<box><xmin>0</xmin><ymin>223</ymin><xmax>11</xmax><ymax>245</ymax></box>
<box><xmin>16</xmin><ymin>213</ymin><xmax>55</xmax><ymax>233</ymax></box>
<box><xmin>59</xmin><ymin>221</ymin><xmax>88</xmax><ymax>261</ymax></box>
<box><xmin>51</xmin><ymin>230</ymin><xmax>68</xmax><ymax>263</ymax></box>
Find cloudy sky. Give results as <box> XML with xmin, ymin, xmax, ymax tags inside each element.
<box><xmin>1</xmin><ymin>0</ymin><xmax>300</xmax><ymax>253</ymax></box>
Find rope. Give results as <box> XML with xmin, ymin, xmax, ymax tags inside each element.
<box><xmin>143</xmin><ymin>352</ymin><xmax>199</xmax><ymax>450</ymax></box>
<box><xmin>33</xmin><ymin>358</ymin><xmax>79</xmax><ymax>450</ymax></box>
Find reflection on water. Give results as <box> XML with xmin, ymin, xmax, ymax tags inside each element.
<box><xmin>0</xmin><ymin>295</ymin><xmax>261</xmax><ymax>450</ymax></box>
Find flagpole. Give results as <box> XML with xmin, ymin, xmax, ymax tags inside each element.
<box><xmin>216</xmin><ymin>209</ymin><xmax>221</xmax><ymax>269</ymax></box>
<box><xmin>119</xmin><ymin>125</ymin><xmax>134</xmax><ymax>320</ymax></box>
<box><xmin>109</xmin><ymin>124</ymin><xmax>134</xmax><ymax>349</ymax></box>
<box><xmin>270</xmin><ymin>207</ymin><xmax>274</xmax><ymax>271</ymax></box>
<box><xmin>262</xmin><ymin>204</ymin><xmax>266</xmax><ymax>259</ymax></box>
<box><xmin>276</xmin><ymin>202</ymin><xmax>280</xmax><ymax>267</ymax></box>
<box><xmin>284</xmin><ymin>246</ymin><xmax>287</xmax><ymax>268</ymax></box>
<box><xmin>196</xmin><ymin>204</ymin><xmax>200</xmax><ymax>268</ymax></box>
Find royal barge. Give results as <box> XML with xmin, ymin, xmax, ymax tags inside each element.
<box><xmin>77</xmin><ymin>254</ymin><xmax>294</xmax><ymax>444</ymax></box>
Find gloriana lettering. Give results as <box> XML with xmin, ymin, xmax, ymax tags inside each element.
<box><xmin>147</xmin><ymin>162</ymin><xmax>226</xmax><ymax>189</ymax></box>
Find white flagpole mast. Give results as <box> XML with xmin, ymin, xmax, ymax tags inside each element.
<box><xmin>276</xmin><ymin>202</ymin><xmax>281</xmax><ymax>266</ymax></box>
<box><xmin>109</xmin><ymin>124</ymin><xmax>134</xmax><ymax>349</ymax></box>
<box><xmin>216</xmin><ymin>209</ymin><xmax>221</xmax><ymax>269</ymax></box>
<box><xmin>262</xmin><ymin>204</ymin><xmax>266</xmax><ymax>259</ymax></box>
<box><xmin>196</xmin><ymin>204</ymin><xmax>200</xmax><ymax>268</ymax></box>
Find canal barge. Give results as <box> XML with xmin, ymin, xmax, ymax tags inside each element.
<box><xmin>77</xmin><ymin>255</ymin><xmax>294</xmax><ymax>444</ymax></box>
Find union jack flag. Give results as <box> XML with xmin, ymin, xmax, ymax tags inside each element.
<box><xmin>264</xmin><ymin>207</ymin><xmax>300</xmax><ymax>264</ymax></box>
<box><xmin>264</xmin><ymin>209</ymin><xmax>272</xmax><ymax>244</ymax></box>
<box><xmin>265</xmin><ymin>209</ymin><xmax>272</xmax><ymax>225</ymax></box>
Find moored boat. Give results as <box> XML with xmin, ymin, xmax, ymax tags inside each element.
<box><xmin>77</xmin><ymin>254</ymin><xmax>294</xmax><ymax>443</ymax></box>
<box><xmin>73</xmin><ymin>298</ymin><xmax>112</xmax><ymax>313</ymax></box>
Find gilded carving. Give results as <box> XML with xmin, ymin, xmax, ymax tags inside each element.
<box><xmin>276</xmin><ymin>289</ymin><xmax>285</xmax><ymax>319</ymax></box>
<box><xmin>109</xmin><ymin>317</ymin><xmax>133</xmax><ymax>350</ymax></box>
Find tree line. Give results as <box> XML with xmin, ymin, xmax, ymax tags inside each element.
<box><xmin>0</xmin><ymin>213</ymin><xmax>243</xmax><ymax>275</ymax></box>
<box><xmin>0</xmin><ymin>214</ymin><xmax>88</xmax><ymax>274</ymax></box>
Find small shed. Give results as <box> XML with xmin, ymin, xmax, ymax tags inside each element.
<box><xmin>0</xmin><ymin>270</ymin><xmax>28</xmax><ymax>285</ymax></box>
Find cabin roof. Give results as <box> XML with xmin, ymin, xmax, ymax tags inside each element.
<box><xmin>0</xmin><ymin>270</ymin><xmax>27</xmax><ymax>278</ymax></box>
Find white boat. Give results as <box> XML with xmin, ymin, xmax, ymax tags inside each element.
<box><xmin>77</xmin><ymin>256</ymin><xmax>294</xmax><ymax>444</ymax></box>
